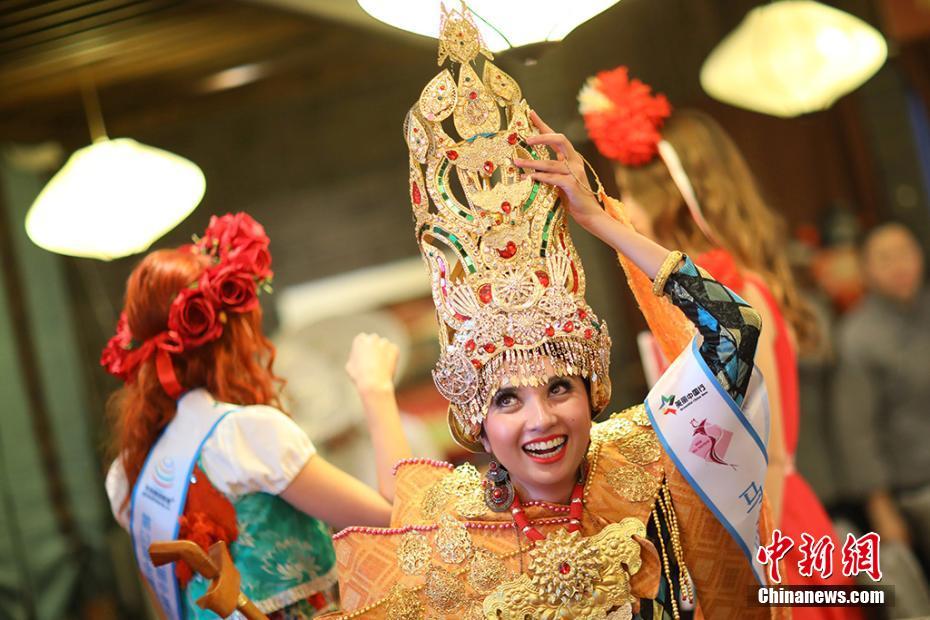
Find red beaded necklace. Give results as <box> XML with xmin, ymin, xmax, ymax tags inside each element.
<box><xmin>510</xmin><ymin>479</ymin><xmax>584</xmax><ymax>543</ymax></box>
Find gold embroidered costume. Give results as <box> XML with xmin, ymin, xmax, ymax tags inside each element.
<box><xmin>323</xmin><ymin>6</ymin><xmax>786</xmax><ymax>619</ymax></box>
<box><xmin>326</xmin><ymin>407</ymin><xmax>781</xmax><ymax>619</ymax></box>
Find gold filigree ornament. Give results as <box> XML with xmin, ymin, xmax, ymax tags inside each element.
<box><xmin>631</xmin><ymin>404</ymin><xmax>652</xmax><ymax>427</ymax></box>
<box><xmin>419</xmin><ymin>463</ymin><xmax>485</xmax><ymax>520</ymax></box>
<box><xmin>397</xmin><ymin>530</ymin><xmax>431</xmax><ymax>575</ymax></box>
<box><xmin>406</xmin><ymin>3</ymin><xmax>613</xmax><ymax>451</ymax></box>
<box><xmin>467</xmin><ymin>548</ymin><xmax>508</xmax><ymax>593</ymax></box>
<box><xmin>606</xmin><ymin>464</ymin><xmax>660</xmax><ymax>503</ymax></box>
<box><xmin>590</xmin><ymin>413</ymin><xmax>636</xmax><ymax>445</ymax></box>
<box><xmin>482</xmin><ymin>518</ymin><xmax>646</xmax><ymax>619</ymax></box>
<box><xmin>425</xmin><ymin>566</ymin><xmax>463</xmax><ymax>612</ymax></box>
<box><xmin>385</xmin><ymin>584</ymin><xmax>422</xmax><ymax>620</ymax></box>
<box><xmin>435</xmin><ymin>514</ymin><xmax>473</xmax><ymax>564</ymax></box>
<box><xmin>618</xmin><ymin>431</ymin><xmax>662</xmax><ymax>466</ymax></box>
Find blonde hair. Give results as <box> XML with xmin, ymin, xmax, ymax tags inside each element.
<box><xmin>616</xmin><ymin>109</ymin><xmax>818</xmax><ymax>351</ymax></box>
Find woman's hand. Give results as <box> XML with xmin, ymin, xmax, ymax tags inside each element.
<box><xmin>514</xmin><ymin>110</ymin><xmax>672</xmax><ymax>279</ymax></box>
<box><xmin>512</xmin><ymin>110</ymin><xmax>608</xmax><ymax>234</ymax></box>
<box><xmin>344</xmin><ymin>333</ymin><xmax>411</xmax><ymax>502</ymax></box>
<box><xmin>345</xmin><ymin>333</ymin><xmax>399</xmax><ymax>397</ymax></box>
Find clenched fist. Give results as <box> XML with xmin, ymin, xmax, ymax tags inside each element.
<box><xmin>345</xmin><ymin>332</ymin><xmax>400</xmax><ymax>396</ymax></box>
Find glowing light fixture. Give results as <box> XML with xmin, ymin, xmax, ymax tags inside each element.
<box><xmin>357</xmin><ymin>0</ymin><xmax>621</xmax><ymax>52</ymax></box>
<box><xmin>700</xmin><ymin>1</ymin><xmax>887</xmax><ymax>118</ymax></box>
<box><xmin>25</xmin><ymin>83</ymin><xmax>205</xmax><ymax>261</ymax></box>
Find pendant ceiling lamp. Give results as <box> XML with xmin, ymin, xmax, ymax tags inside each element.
<box><xmin>357</xmin><ymin>0</ymin><xmax>621</xmax><ymax>52</ymax></box>
<box><xmin>25</xmin><ymin>82</ymin><xmax>205</xmax><ymax>261</ymax></box>
<box><xmin>700</xmin><ymin>1</ymin><xmax>887</xmax><ymax>118</ymax></box>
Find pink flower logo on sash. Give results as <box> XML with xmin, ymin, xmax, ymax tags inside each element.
<box><xmin>689</xmin><ymin>418</ymin><xmax>735</xmax><ymax>468</ymax></box>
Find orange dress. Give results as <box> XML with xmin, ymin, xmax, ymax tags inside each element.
<box><xmin>322</xmin><ymin>406</ymin><xmax>786</xmax><ymax>620</ymax></box>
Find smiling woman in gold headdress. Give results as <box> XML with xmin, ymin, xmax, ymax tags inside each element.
<box><xmin>322</xmin><ymin>6</ymin><xmax>785</xmax><ymax>620</ymax></box>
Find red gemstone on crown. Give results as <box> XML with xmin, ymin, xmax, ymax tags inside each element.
<box><xmin>483</xmin><ymin>343</ymin><xmax>496</xmax><ymax>354</ymax></box>
<box><xmin>559</xmin><ymin>562</ymin><xmax>572</xmax><ymax>575</ymax></box>
<box><xmin>492</xmin><ymin>488</ymin><xmax>503</xmax><ymax>499</ymax></box>
<box><xmin>507</xmin><ymin>132</ymin><xmax>518</xmax><ymax>145</ymax></box>
<box><xmin>478</xmin><ymin>284</ymin><xmax>493</xmax><ymax>304</ymax></box>
<box><xmin>578</xmin><ymin>309</ymin><xmax>587</xmax><ymax>320</ymax></box>
<box><xmin>471</xmin><ymin>359</ymin><xmax>482</xmax><ymax>369</ymax></box>
<box><xmin>504</xmin><ymin>336</ymin><xmax>515</xmax><ymax>347</ymax></box>
<box><xmin>446</xmin><ymin>150</ymin><xmax>459</xmax><ymax>160</ymax></box>
<box><xmin>469</xmin><ymin>91</ymin><xmax>478</xmax><ymax>100</ymax></box>
<box><xmin>545</xmin><ymin>326</ymin><xmax>555</xmax><ymax>337</ymax></box>
<box><xmin>465</xmin><ymin>339</ymin><xmax>476</xmax><ymax>354</ymax></box>
<box><xmin>500</xmin><ymin>201</ymin><xmax>512</xmax><ymax>214</ymax></box>
<box><xmin>411</xmin><ymin>182</ymin><xmax>421</xmax><ymax>205</ymax></box>
<box><xmin>584</xmin><ymin>329</ymin><xmax>593</xmax><ymax>339</ymax></box>
<box><xmin>536</xmin><ymin>271</ymin><xmax>550</xmax><ymax>287</ymax></box>
<box><xmin>483</xmin><ymin>161</ymin><xmax>494</xmax><ymax>174</ymax></box>
<box><xmin>497</xmin><ymin>241</ymin><xmax>518</xmax><ymax>259</ymax></box>
<box><xmin>563</xmin><ymin>321</ymin><xmax>575</xmax><ymax>333</ymax></box>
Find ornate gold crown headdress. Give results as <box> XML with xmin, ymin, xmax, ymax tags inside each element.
<box><xmin>405</xmin><ymin>3</ymin><xmax>611</xmax><ymax>450</ymax></box>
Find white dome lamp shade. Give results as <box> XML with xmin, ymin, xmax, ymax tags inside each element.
<box><xmin>357</xmin><ymin>0</ymin><xmax>621</xmax><ymax>53</ymax></box>
<box><xmin>24</xmin><ymin>82</ymin><xmax>205</xmax><ymax>261</ymax></box>
<box><xmin>700</xmin><ymin>1</ymin><xmax>887</xmax><ymax>118</ymax></box>
<box><xmin>25</xmin><ymin>139</ymin><xmax>205</xmax><ymax>261</ymax></box>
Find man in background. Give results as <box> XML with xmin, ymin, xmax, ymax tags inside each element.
<box><xmin>834</xmin><ymin>223</ymin><xmax>930</xmax><ymax>572</ymax></box>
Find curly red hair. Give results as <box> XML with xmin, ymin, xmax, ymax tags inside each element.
<box><xmin>107</xmin><ymin>248</ymin><xmax>283</xmax><ymax>508</ymax></box>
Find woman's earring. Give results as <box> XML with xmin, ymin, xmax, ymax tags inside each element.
<box><xmin>483</xmin><ymin>461</ymin><xmax>515</xmax><ymax>512</ymax></box>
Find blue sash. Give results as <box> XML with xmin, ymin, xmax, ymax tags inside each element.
<box><xmin>129</xmin><ymin>390</ymin><xmax>237</xmax><ymax>620</ymax></box>
<box><xmin>645</xmin><ymin>336</ymin><xmax>770</xmax><ymax>584</ymax></box>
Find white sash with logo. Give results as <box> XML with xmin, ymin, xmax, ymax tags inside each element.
<box><xmin>129</xmin><ymin>390</ymin><xmax>238</xmax><ymax>620</ymax></box>
<box><xmin>645</xmin><ymin>336</ymin><xmax>770</xmax><ymax>584</ymax></box>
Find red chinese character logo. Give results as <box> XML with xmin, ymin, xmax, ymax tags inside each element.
<box><xmin>757</xmin><ymin>528</ymin><xmax>794</xmax><ymax>583</ymax></box>
<box><xmin>842</xmin><ymin>532</ymin><xmax>882</xmax><ymax>581</ymax></box>
<box><xmin>798</xmin><ymin>533</ymin><xmax>835</xmax><ymax>579</ymax></box>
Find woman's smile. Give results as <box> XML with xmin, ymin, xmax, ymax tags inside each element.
<box><xmin>522</xmin><ymin>433</ymin><xmax>569</xmax><ymax>463</ymax></box>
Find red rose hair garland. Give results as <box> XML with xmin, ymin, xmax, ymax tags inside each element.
<box><xmin>578</xmin><ymin>66</ymin><xmax>720</xmax><ymax>246</ymax></box>
<box><xmin>101</xmin><ymin>213</ymin><xmax>273</xmax><ymax>399</ymax></box>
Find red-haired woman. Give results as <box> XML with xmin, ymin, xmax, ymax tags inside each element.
<box><xmin>103</xmin><ymin>213</ymin><xmax>408</xmax><ymax>620</ymax></box>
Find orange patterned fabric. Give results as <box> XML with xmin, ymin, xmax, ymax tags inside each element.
<box><xmin>603</xmin><ymin>196</ymin><xmax>696</xmax><ymax>362</ymax></box>
<box><xmin>326</xmin><ymin>408</ymin><xmax>781</xmax><ymax>619</ymax></box>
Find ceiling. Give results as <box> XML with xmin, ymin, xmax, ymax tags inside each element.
<box><xmin>0</xmin><ymin>0</ymin><xmax>431</xmax><ymax>143</ymax></box>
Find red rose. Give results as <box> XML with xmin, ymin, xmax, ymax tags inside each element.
<box><xmin>201</xmin><ymin>264</ymin><xmax>259</xmax><ymax>314</ymax></box>
<box><xmin>228</xmin><ymin>242</ymin><xmax>273</xmax><ymax>281</ymax></box>
<box><xmin>168</xmin><ymin>287</ymin><xmax>223</xmax><ymax>348</ymax></box>
<box><xmin>201</xmin><ymin>213</ymin><xmax>269</xmax><ymax>260</ymax></box>
<box><xmin>100</xmin><ymin>313</ymin><xmax>135</xmax><ymax>380</ymax></box>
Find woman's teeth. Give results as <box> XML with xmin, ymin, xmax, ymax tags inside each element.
<box><xmin>523</xmin><ymin>436</ymin><xmax>567</xmax><ymax>455</ymax></box>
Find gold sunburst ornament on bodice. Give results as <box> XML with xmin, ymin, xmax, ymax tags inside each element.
<box><xmin>482</xmin><ymin>518</ymin><xmax>646</xmax><ymax>619</ymax></box>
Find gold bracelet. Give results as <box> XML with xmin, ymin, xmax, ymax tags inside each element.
<box><xmin>652</xmin><ymin>250</ymin><xmax>685</xmax><ymax>297</ymax></box>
